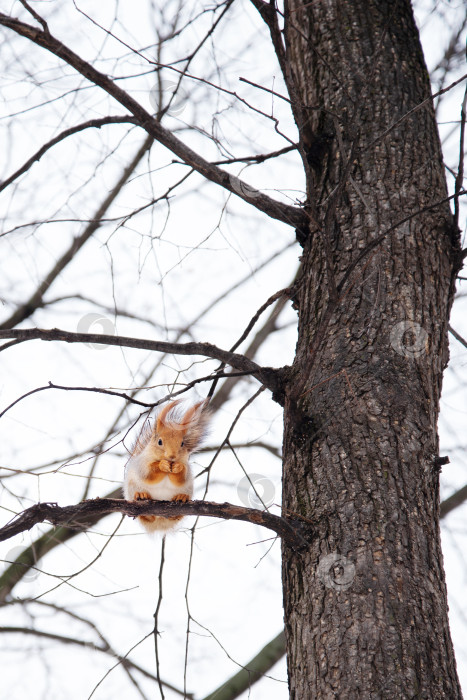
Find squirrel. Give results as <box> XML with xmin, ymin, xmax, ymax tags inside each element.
<box><xmin>124</xmin><ymin>399</ymin><xmax>210</xmax><ymax>533</ymax></box>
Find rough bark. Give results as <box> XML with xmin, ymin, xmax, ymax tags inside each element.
<box><xmin>281</xmin><ymin>0</ymin><xmax>463</xmax><ymax>698</ymax></box>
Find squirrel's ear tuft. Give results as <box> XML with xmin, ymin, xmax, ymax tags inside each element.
<box><xmin>156</xmin><ymin>399</ymin><xmax>181</xmax><ymax>432</ymax></box>
<box><xmin>181</xmin><ymin>399</ymin><xmax>211</xmax><ymax>451</ymax></box>
<box><xmin>154</xmin><ymin>398</ymin><xmax>211</xmax><ymax>450</ymax></box>
<box><xmin>181</xmin><ymin>398</ymin><xmax>209</xmax><ymax>426</ymax></box>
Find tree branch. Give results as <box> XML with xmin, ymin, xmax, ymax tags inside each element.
<box><xmin>0</xmin><ymin>625</ymin><xmax>191</xmax><ymax>697</ymax></box>
<box><xmin>440</xmin><ymin>484</ymin><xmax>467</xmax><ymax>519</ymax></box>
<box><xmin>0</xmin><ymin>488</ymin><xmax>121</xmax><ymax>602</ymax></box>
<box><xmin>0</xmin><ymin>12</ymin><xmax>306</xmax><ymax>230</ymax></box>
<box><xmin>201</xmin><ymin>630</ymin><xmax>286</xmax><ymax>700</ymax></box>
<box><xmin>0</xmin><ymin>372</ymin><xmax>256</xmax><ymax>420</ymax></box>
<box><xmin>0</xmin><ymin>262</ymin><xmax>291</xmax><ymax>598</ymax></box>
<box><xmin>0</xmin><ymin>116</ymin><xmax>138</xmax><ymax>194</ymax></box>
<box><xmin>448</xmin><ymin>325</ymin><xmax>467</xmax><ymax>348</ymax></box>
<box><xmin>0</xmin><ymin>327</ymin><xmax>282</xmax><ymax>396</ymax></box>
<box><xmin>454</xmin><ymin>84</ymin><xmax>467</xmax><ymax>230</ymax></box>
<box><xmin>0</xmin><ymin>498</ymin><xmax>307</xmax><ymax>551</ymax></box>
<box><xmin>0</xmin><ymin>134</ymin><xmax>153</xmax><ymax>330</ymax></box>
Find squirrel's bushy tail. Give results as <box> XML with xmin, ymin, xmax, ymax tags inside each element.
<box><xmin>139</xmin><ymin>514</ymin><xmax>183</xmax><ymax>533</ymax></box>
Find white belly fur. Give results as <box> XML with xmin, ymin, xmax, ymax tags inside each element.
<box><xmin>124</xmin><ymin>452</ymin><xmax>194</xmax><ymax>502</ymax></box>
<box><xmin>145</xmin><ymin>474</ymin><xmax>192</xmax><ymax>501</ymax></box>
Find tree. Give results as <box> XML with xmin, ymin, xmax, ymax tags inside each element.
<box><xmin>0</xmin><ymin>1</ymin><xmax>466</xmax><ymax>699</ymax></box>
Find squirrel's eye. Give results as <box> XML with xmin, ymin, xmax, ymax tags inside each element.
<box><xmin>158</xmin><ymin>438</ymin><xmax>163</xmax><ymax>446</ymax></box>
<box><xmin>181</xmin><ymin>441</ymin><xmax>184</xmax><ymax>447</ymax></box>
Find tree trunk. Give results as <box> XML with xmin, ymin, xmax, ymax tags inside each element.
<box><xmin>281</xmin><ymin>0</ymin><xmax>462</xmax><ymax>697</ymax></box>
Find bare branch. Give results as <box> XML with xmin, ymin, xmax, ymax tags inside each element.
<box><xmin>0</xmin><ymin>135</ymin><xmax>154</xmax><ymax>330</ymax></box>
<box><xmin>209</xmin><ymin>291</ymin><xmax>291</xmax><ymax>411</ymax></box>
<box><xmin>0</xmin><ymin>116</ymin><xmax>137</xmax><ymax>194</ymax></box>
<box><xmin>212</xmin><ymin>143</ymin><xmax>297</xmax><ymax>165</ymax></box>
<box><xmin>440</xmin><ymin>484</ymin><xmax>467</xmax><ymax>519</ymax></box>
<box><xmin>18</xmin><ymin>0</ymin><xmax>49</xmax><ymax>32</ymax></box>
<box><xmin>453</xmin><ymin>84</ymin><xmax>467</xmax><ymax>230</ymax></box>
<box><xmin>0</xmin><ymin>327</ymin><xmax>283</xmax><ymax>396</ymax></box>
<box><xmin>449</xmin><ymin>325</ymin><xmax>467</xmax><ymax>349</ymax></box>
<box><xmin>0</xmin><ymin>487</ymin><xmax>122</xmax><ymax>602</ymax></box>
<box><xmin>201</xmin><ymin>630</ymin><xmax>286</xmax><ymax>700</ymax></box>
<box><xmin>0</xmin><ymin>626</ymin><xmax>190</xmax><ymax>698</ymax></box>
<box><xmin>0</xmin><ymin>498</ymin><xmax>307</xmax><ymax>550</ymax></box>
<box><xmin>0</xmin><ymin>372</ymin><xmax>255</xmax><ymax>420</ymax></box>
<box><xmin>208</xmin><ymin>286</ymin><xmax>292</xmax><ymax>399</ymax></box>
<box><xmin>238</xmin><ymin>76</ymin><xmax>291</xmax><ymax>103</ymax></box>
<box><xmin>0</xmin><ymin>12</ymin><xmax>306</xmax><ymax>229</ymax></box>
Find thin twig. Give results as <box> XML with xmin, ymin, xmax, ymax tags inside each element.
<box><xmin>0</xmin><ymin>12</ymin><xmax>306</xmax><ymax>229</ymax></box>
<box><xmin>454</xmin><ymin>85</ymin><xmax>467</xmax><ymax>230</ymax></box>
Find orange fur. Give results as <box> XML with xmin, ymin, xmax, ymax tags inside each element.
<box><xmin>123</xmin><ymin>399</ymin><xmax>211</xmax><ymax>533</ymax></box>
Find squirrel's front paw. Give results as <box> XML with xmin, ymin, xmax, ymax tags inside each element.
<box><xmin>134</xmin><ymin>491</ymin><xmax>152</xmax><ymax>501</ymax></box>
<box><xmin>159</xmin><ymin>460</ymin><xmax>184</xmax><ymax>474</ymax></box>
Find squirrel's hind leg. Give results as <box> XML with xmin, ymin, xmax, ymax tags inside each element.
<box><xmin>133</xmin><ymin>493</ymin><xmax>191</xmax><ymax>532</ymax></box>
<box><xmin>139</xmin><ymin>515</ymin><xmax>179</xmax><ymax>532</ymax></box>
<box><xmin>133</xmin><ymin>492</ymin><xmax>160</xmax><ymax>527</ymax></box>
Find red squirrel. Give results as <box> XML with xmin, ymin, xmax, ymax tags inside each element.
<box><xmin>124</xmin><ymin>399</ymin><xmax>210</xmax><ymax>533</ymax></box>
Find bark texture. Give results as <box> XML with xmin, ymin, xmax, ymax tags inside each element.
<box><xmin>281</xmin><ymin>0</ymin><xmax>462</xmax><ymax>698</ymax></box>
